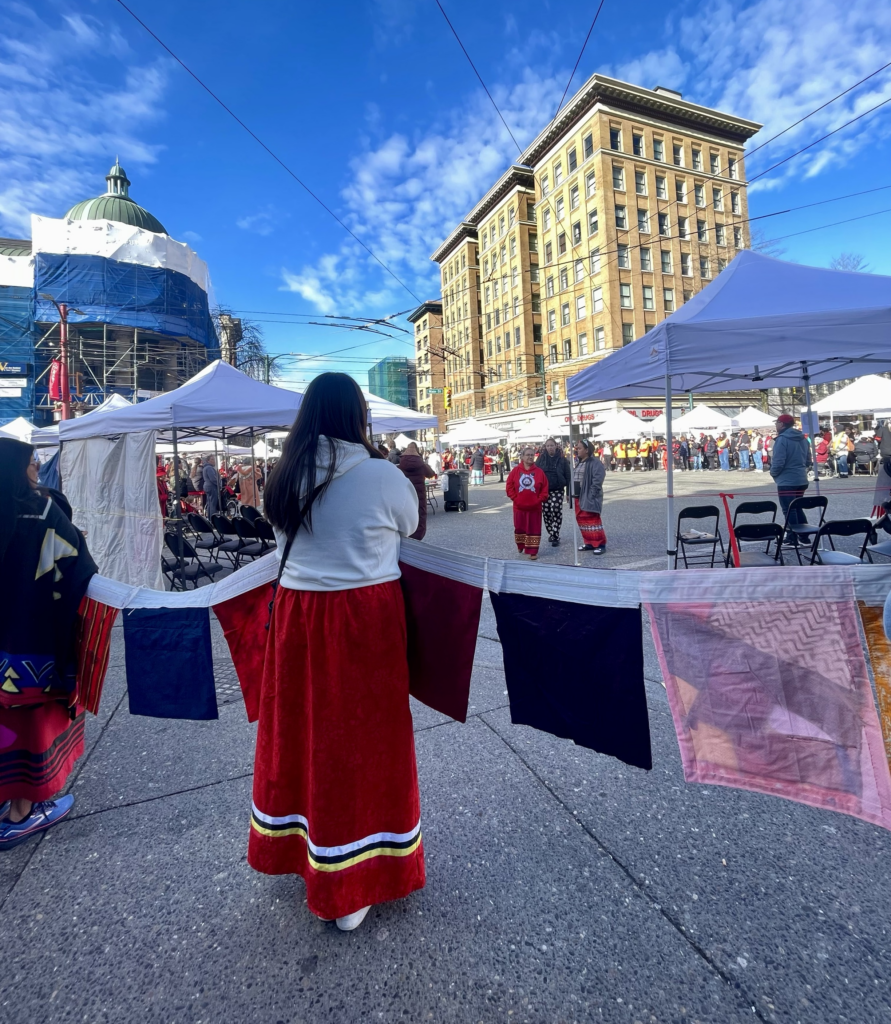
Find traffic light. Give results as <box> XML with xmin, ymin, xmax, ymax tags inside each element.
<box><xmin>546</xmin><ymin>395</ymin><xmax>552</xmax><ymax>406</ymax></box>
<box><xmin>444</xmin><ymin>386</ymin><xmax>452</xmax><ymax>410</ymax></box>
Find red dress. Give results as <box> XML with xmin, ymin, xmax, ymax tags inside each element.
<box><xmin>505</xmin><ymin>464</ymin><xmax>549</xmax><ymax>555</ymax></box>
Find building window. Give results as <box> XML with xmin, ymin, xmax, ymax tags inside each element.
<box><xmin>527</xmin><ymin>199</ymin><xmax>535</xmax><ymax>220</ymax></box>
<box><xmin>622</xmin><ymin>323</ymin><xmax>635</xmax><ymax>345</ymax></box>
<box><xmin>505</xmin><ymin>328</ymin><xmax>512</xmax><ymax>349</ymax></box>
<box><xmin>709</xmin><ymin>152</ymin><xmax>720</xmax><ymax>175</ymax></box>
<box><xmin>554</xmin><ymin>161</ymin><xmax>563</xmax><ymax>186</ymax></box>
<box><xmin>558</xmin><ymin>232</ymin><xmax>567</xmax><ymax>255</ymax></box>
<box><xmin>531</xmin><ymin>296</ymin><xmax>541</xmax><ymax>312</ymax></box>
<box><xmin>556</xmin><ymin>196</ymin><xmax>565</xmax><ymax>220</ymax></box>
<box><xmin>486</xmin><ymin>312</ymin><xmax>492</xmax><ymax>329</ymax></box>
<box><xmin>516</xmin><ymin>355</ymin><xmax>522</xmax><ymax>374</ymax></box>
<box><xmin>530</xmin><ymin>267</ymin><xmax>539</xmax><ymax>283</ymax></box>
<box><xmin>578</xmin><ymin>332</ymin><xmax>588</xmax><ymax>356</ymax></box>
<box><xmin>512</xmin><ymin>265</ymin><xmax>518</xmax><ymax>286</ymax></box>
<box><xmin>510</xmin><ymin>235</ymin><xmax>517</xmax><ymax>256</ymax></box>
<box><xmin>576</xmin><ymin>295</ymin><xmax>586</xmax><ymax>320</ymax></box>
<box><xmin>697</xmin><ymin>219</ymin><xmax>707</xmax><ymax>242</ymax></box>
<box><xmin>486</xmin><ymin>339</ymin><xmax>493</xmax><ymax>357</ymax></box>
<box><xmin>734</xmin><ymin>226</ymin><xmax>743</xmax><ymax>248</ymax></box>
<box><xmin>583</xmin><ymin>132</ymin><xmax>593</xmax><ymax>159</ymax></box>
<box><xmin>594</xmin><ymin>326</ymin><xmax>605</xmax><ymax>349</ymax></box>
<box><xmin>563</xmin><ymin>338</ymin><xmax>572</xmax><ymax>361</ymax></box>
<box><xmin>653</xmin><ymin>138</ymin><xmax>664</xmax><ymax>162</ymax></box>
<box><xmin>658</xmin><ymin>212</ymin><xmax>670</xmax><ymax>236</ymax></box>
<box><xmin>481</xmin><ymin>230</ymin><xmax>488</xmax><ymax>250</ymax></box>
<box><xmin>588</xmin><ymin>208</ymin><xmax>599</xmax><ymax>235</ymax></box>
<box><xmin>586</xmin><ymin>171</ymin><xmax>596</xmax><ymax>197</ymax></box>
<box><xmin>637</xmin><ymin>208</ymin><xmax>650</xmax><ymax>233</ymax></box>
<box><xmin>544</xmin><ymin>241</ymin><xmax>553</xmax><ymax>264</ymax></box>
<box><xmin>495</xmin><ymin>309</ymin><xmax>500</xmax><ymax>325</ymax></box>
<box><xmin>632</xmin><ymin>133</ymin><xmax>644</xmax><ymax>157</ymax></box>
<box><xmin>692</xmin><ymin>148</ymin><xmax>703</xmax><ymax>171</ymax></box>
<box><xmin>499</xmin><ymin>215</ymin><xmax>505</xmax><ymax>236</ymax></box>
<box><xmin>513</xmin><ymin>295</ymin><xmax>520</xmax><ymax>316</ymax></box>
<box><xmin>681</xmin><ymin>253</ymin><xmax>692</xmax><ymax>276</ymax></box>
<box><xmin>678</xmin><ymin>216</ymin><xmax>689</xmax><ymax>240</ymax></box>
<box><xmin>542</xmin><ymin>207</ymin><xmax>551</xmax><ymax>231</ymax></box>
<box><xmin>541</xmin><ymin>174</ymin><xmax>550</xmax><ymax>196</ymax></box>
<box><xmin>661</xmin><ymin>250</ymin><xmax>672</xmax><ymax>274</ymax></box>
<box><xmin>506</xmin><ymin>360</ymin><xmax>513</xmax><ymax>378</ymax></box>
<box><xmin>559</xmin><ymin>267</ymin><xmax>569</xmax><ymax>291</ymax></box>
<box><xmin>568</xmin><ymin>147</ymin><xmax>578</xmax><ymax>173</ymax></box>
<box><xmin>673</xmin><ymin>143</ymin><xmax>683</xmax><ymax>166</ymax></box>
<box><xmin>694</xmin><ymin>183</ymin><xmax>705</xmax><ymax>207</ymax></box>
<box><xmin>551</xmin><ymin>380</ymin><xmax>560</xmax><ymax>401</ymax></box>
<box><xmin>572</xmin><ymin>221</ymin><xmax>582</xmax><ymax>245</ymax></box>
<box><xmin>640</xmin><ymin>247</ymin><xmax>652</xmax><ymax>272</ymax></box>
<box><xmin>570</xmin><ymin>184</ymin><xmax>580</xmax><ymax>210</ymax></box>
<box><xmin>700</xmin><ymin>257</ymin><xmax>711</xmax><ymax>279</ymax></box>
<box><xmin>515</xmin><ymin>327</ymin><xmax>520</xmax><ymax>345</ymax></box>
<box><xmin>615</xmin><ymin>206</ymin><xmax>628</xmax><ymax>230</ymax></box>
<box><xmin>561</xmin><ymin>302</ymin><xmax>570</xmax><ymax>326</ymax></box>
<box><xmin>656</xmin><ymin>175</ymin><xmax>668</xmax><ymax>200</ymax></box>
<box><xmin>730</xmin><ymin>191</ymin><xmax>740</xmax><ymax>215</ymax></box>
<box><xmin>642</xmin><ymin>285</ymin><xmax>655</xmax><ymax>310</ymax></box>
<box><xmin>546</xmin><ymin>275</ymin><xmax>554</xmax><ymax>297</ymax></box>
<box><xmin>728</xmin><ymin>156</ymin><xmax>738</xmax><ymax>180</ymax></box>
<box><xmin>675</xmin><ymin>179</ymin><xmax>686</xmax><ymax>203</ymax></box>
<box><xmin>713</xmin><ymin>187</ymin><xmax>723</xmax><ymax>211</ymax></box>
<box><xmin>612</xmin><ymin>165</ymin><xmax>625</xmax><ymax>191</ymax></box>
<box><xmin>574</xmin><ymin>259</ymin><xmax>585</xmax><ymax>283</ymax></box>
<box><xmin>635</xmin><ymin>170</ymin><xmax>647</xmax><ymax>195</ymax></box>
<box><xmin>496</xmin><ymin>334</ymin><xmax>502</xmax><ymax>353</ymax></box>
<box><xmin>610</xmin><ymin>127</ymin><xmax>622</xmax><ymax>150</ymax></box>
<box><xmin>617</xmin><ymin>243</ymin><xmax>630</xmax><ymax>269</ymax></box>
<box><xmin>590</xmin><ymin>249</ymin><xmax>601</xmax><ymax>274</ymax></box>
<box><xmin>547</xmin><ymin>309</ymin><xmax>556</xmax><ymax>332</ymax></box>
<box><xmin>715</xmin><ymin>224</ymin><xmax>725</xmax><ymax>246</ymax></box>
<box><xmin>549</xmin><ymin>343</ymin><xmax>558</xmax><ymax>365</ymax></box>
<box><xmin>718</xmin><ymin>257</ymin><xmax>728</xmax><ymax>272</ymax></box>
<box><xmin>664</xmin><ymin>288</ymin><xmax>675</xmax><ymax>312</ymax></box>
<box><xmin>592</xmin><ymin>286</ymin><xmax>603</xmax><ymax>312</ymax></box>
<box><xmin>620</xmin><ymin>283</ymin><xmax>632</xmax><ymax>308</ymax></box>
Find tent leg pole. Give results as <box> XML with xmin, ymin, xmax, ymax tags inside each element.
<box><xmin>665</xmin><ymin>374</ymin><xmax>675</xmax><ymax>571</ymax></box>
<box><xmin>568</xmin><ymin>400</ymin><xmax>580</xmax><ymax>567</ymax></box>
<box><xmin>172</xmin><ymin>427</ymin><xmax>184</xmax><ymax>589</ymax></box>
<box><xmin>250</xmin><ymin>430</ymin><xmax>257</xmax><ymax>511</ymax></box>
<box><xmin>802</xmin><ymin>361</ymin><xmax>820</xmax><ymax>497</ymax></box>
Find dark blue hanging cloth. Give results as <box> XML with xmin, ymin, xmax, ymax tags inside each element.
<box><xmin>489</xmin><ymin>591</ymin><xmax>652</xmax><ymax>770</ymax></box>
<box><xmin>123</xmin><ymin>607</ymin><xmax>218</xmax><ymax>720</ymax></box>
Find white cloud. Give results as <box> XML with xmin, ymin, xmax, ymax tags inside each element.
<box><xmin>0</xmin><ymin>7</ymin><xmax>168</xmax><ymax>236</ymax></box>
<box><xmin>235</xmin><ymin>210</ymin><xmax>279</xmax><ymax>236</ymax></box>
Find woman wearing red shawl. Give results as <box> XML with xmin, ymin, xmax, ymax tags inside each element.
<box><xmin>505</xmin><ymin>445</ymin><xmax>549</xmax><ymax>558</ymax></box>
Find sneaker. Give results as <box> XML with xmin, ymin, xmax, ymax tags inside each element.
<box><xmin>578</xmin><ymin>544</ymin><xmax>594</xmax><ymax>552</ymax></box>
<box><xmin>593</xmin><ymin>546</ymin><xmax>606</xmax><ymax>555</ymax></box>
<box><xmin>336</xmin><ymin>906</ymin><xmax>371</xmax><ymax>932</ymax></box>
<box><xmin>0</xmin><ymin>794</ymin><xmax>74</xmax><ymax>851</ymax></box>
<box><xmin>0</xmin><ymin>802</ymin><xmax>8</xmax><ymax>821</ymax></box>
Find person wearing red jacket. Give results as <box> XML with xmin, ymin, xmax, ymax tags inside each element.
<box><xmin>506</xmin><ymin>445</ymin><xmax>549</xmax><ymax>559</ymax></box>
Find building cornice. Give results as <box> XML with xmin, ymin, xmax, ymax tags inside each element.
<box><xmin>407</xmin><ymin>300</ymin><xmax>443</xmax><ymax>323</ymax></box>
<box><xmin>465</xmin><ymin>165</ymin><xmax>535</xmax><ymax>226</ymax></box>
<box><xmin>520</xmin><ymin>75</ymin><xmax>762</xmax><ymax>168</ymax></box>
<box><xmin>431</xmin><ymin>222</ymin><xmax>478</xmax><ymax>264</ymax></box>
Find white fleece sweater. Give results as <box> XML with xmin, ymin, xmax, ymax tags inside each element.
<box><xmin>273</xmin><ymin>441</ymin><xmax>419</xmax><ymax>591</ymax></box>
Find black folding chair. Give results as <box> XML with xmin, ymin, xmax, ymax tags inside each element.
<box><xmin>866</xmin><ymin>515</ymin><xmax>891</xmax><ymax>561</ymax></box>
<box><xmin>232</xmin><ymin>516</ymin><xmax>265</xmax><ymax>561</ymax></box>
<box><xmin>186</xmin><ymin>512</ymin><xmax>221</xmax><ymax>555</ymax></box>
<box><xmin>254</xmin><ymin>518</ymin><xmax>277</xmax><ymax>552</ymax></box>
<box><xmin>674</xmin><ymin>505</ymin><xmax>725</xmax><ymax>568</ymax></box>
<box><xmin>165</xmin><ymin>533</ymin><xmax>224</xmax><ymax>590</ymax></box>
<box><xmin>780</xmin><ymin>494</ymin><xmax>827</xmax><ymax>564</ymax></box>
<box><xmin>809</xmin><ymin>519</ymin><xmax>876</xmax><ymax>565</ymax></box>
<box><xmin>240</xmin><ymin>504</ymin><xmax>263</xmax><ymax>527</ymax></box>
<box><xmin>730</xmin><ymin>523</ymin><xmax>786</xmax><ymax>566</ymax></box>
<box><xmin>212</xmin><ymin>512</ymin><xmax>245</xmax><ymax>568</ymax></box>
<box><xmin>725</xmin><ymin>500</ymin><xmax>778</xmax><ymax>565</ymax></box>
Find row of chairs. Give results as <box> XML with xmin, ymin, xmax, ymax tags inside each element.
<box><xmin>162</xmin><ymin>506</ymin><xmax>277</xmax><ymax>590</ymax></box>
<box><xmin>675</xmin><ymin>497</ymin><xmax>890</xmax><ymax>569</ymax></box>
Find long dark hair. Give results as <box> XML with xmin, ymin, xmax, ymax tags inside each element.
<box><xmin>0</xmin><ymin>438</ymin><xmax>38</xmax><ymax>561</ymax></box>
<box><xmin>264</xmin><ymin>372</ymin><xmax>382</xmax><ymax>539</ymax></box>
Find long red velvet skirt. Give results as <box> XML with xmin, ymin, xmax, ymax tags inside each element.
<box><xmin>248</xmin><ymin>580</ymin><xmax>425</xmax><ymax>919</ymax></box>
<box><xmin>0</xmin><ymin>704</ymin><xmax>85</xmax><ymax>802</ymax></box>
<box><xmin>513</xmin><ymin>505</ymin><xmax>543</xmax><ymax>555</ymax></box>
<box><xmin>574</xmin><ymin>500</ymin><xmax>606</xmax><ymax>549</ymax></box>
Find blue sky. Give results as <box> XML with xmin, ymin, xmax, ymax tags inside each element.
<box><xmin>2</xmin><ymin>0</ymin><xmax>891</xmax><ymax>387</ymax></box>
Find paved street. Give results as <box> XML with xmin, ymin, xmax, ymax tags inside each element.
<box><xmin>2</xmin><ymin>468</ymin><xmax>890</xmax><ymax>1024</ymax></box>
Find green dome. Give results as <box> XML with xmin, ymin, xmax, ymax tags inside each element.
<box><xmin>64</xmin><ymin>160</ymin><xmax>167</xmax><ymax>235</ymax></box>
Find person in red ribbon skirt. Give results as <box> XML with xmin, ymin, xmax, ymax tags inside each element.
<box><xmin>257</xmin><ymin>373</ymin><xmax>424</xmax><ymax>932</ymax></box>
<box><xmin>573</xmin><ymin>439</ymin><xmax>607</xmax><ymax>554</ymax></box>
<box><xmin>506</xmin><ymin>445</ymin><xmax>549</xmax><ymax>558</ymax></box>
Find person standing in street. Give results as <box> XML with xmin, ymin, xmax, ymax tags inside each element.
<box><xmin>506</xmin><ymin>446</ymin><xmax>549</xmax><ymax>559</ymax></box>
<box><xmin>770</xmin><ymin>414</ymin><xmax>812</xmax><ymax>540</ymax></box>
<box><xmin>573</xmin><ymin>439</ymin><xmax>607</xmax><ymax>554</ymax></box>
<box><xmin>398</xmin><ymin>442</ymin><xmax>436</xmax><ymax>540</ymax></box>
<box><xmin>202</xmin><ymin>456</ymin><xmax>221</xmax><ymax>518</ymax></box>
<box><xmin>469</xmin><ymin>444</ymin><xmax>485</xmax><ymax>486</ymax></box>
<box><xmin>536</xmin><ymin>437</ymin><xmax>570</xmax><ymax>547</ymax></box>
<box><xmin>259</xmin><ymin>373</ymin><xmax>424</xmax><ymax>932</ymax></box>
<box><xmin>737</xmin><ymin>430</ymin><xmax>751</xmax><ymax>471</ymax></box>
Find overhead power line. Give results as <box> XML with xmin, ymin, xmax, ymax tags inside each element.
<box><xmin>551</xmin><ymin>1</ymin><xmax>607</xmax><ymax>121</ymax></box>
<box><xmin>432</xmin><ymin>0</ymin><xmax>522</xmax><ymax>153</ymax></box>
<box><xmin>112</xmin><ymin>0</ymin><xmax>421</xmax><ymax>303</ymax></box>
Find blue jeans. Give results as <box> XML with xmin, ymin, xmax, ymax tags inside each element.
<box><xmin>836</xmin><ymin>452</ymin><xmax>848</xmax><ymax>477</ymax></box>
<box><xmin>779</xmin><ymin>485</ymin><xmax>808</xmax><ymax>541</ymax></box>
<box><xmin>692</xmin><ymin>454</ymin><xmax>701</xmax><ymax>470</ymax></box>
<box><xmin>739</xmin><ymin>449</ymin><xmax>750</xmax><ymax>470</ymax></box>
<box><xmin>719</xmin><ymin>449</ymin><xmax>729</xmax><ymax>471</ymax></box>
<box><xmin>753</xmin><ymin>450</ymin><xmax>763</xmax><ymax>471</ymax></box>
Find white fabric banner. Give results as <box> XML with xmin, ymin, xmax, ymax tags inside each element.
<box><xmin>62</xmin><ymin>430</ymin><xmax>163</xmax><ymax>590</ymax></box>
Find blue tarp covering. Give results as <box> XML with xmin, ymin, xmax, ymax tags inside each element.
<box><xmin>0</xmin><ymin>284</ymin><xmax>35</xmax><ymax>424</ymax></box>
<box><xmin>34</xmin><ymin>253</ymin><xmax>214</xmax><ymax>348</ymax></box>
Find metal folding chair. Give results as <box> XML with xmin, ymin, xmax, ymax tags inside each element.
<box><xmin>809</xmin><ymin>519</ymin><xmax>876</xmax><ymax>565</ymax></box>
<box><xmin>725</xmin><ymin>500</ymin><xmax>778</xmax><ymax>565</ymax></box>
<box><xmin>674</xmin><ymin>505</ymin><xmax>725</xmax><ymax>568</ymax></box>
<box><xmin>780</xmin><ymin>494</ymin><xmax>827</xmax><ymax>564</ymax></box>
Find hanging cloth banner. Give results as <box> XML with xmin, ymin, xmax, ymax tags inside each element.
<box><xmin>47</xmin><ymin>358</ymin><xmax>62</xmax><ymax>400</ymax></box>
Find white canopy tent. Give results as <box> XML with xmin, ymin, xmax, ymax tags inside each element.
<box><xmin>363</xmin><ymin>391</ymin><xmax>437</xmax><ymax>435</ymax></box>
<box><xmin>806</xmin><ymin>374</ymin><xmax>891</xmax><ymax>420</ymax></box>
<box><xmin>0</xmin><ymin>416</ymin><xmax>37</xmax><ymax>442</ymax></box>
<box><xmin>29</xmin><ymin>393</ymin><xmax>133</xmax><ymax>444</ymax></box>
<box><xmin>441</xmin><ymin>417</ymin><xmax>504</xmax><ymax>446</ymax></box>
<box><xmin>591</xmin><ymin>409</ymin><xmax>648</xmax><ymax>439</ymax></box>
<box><xmin>513</xmin><ymin>413</ymin><xmax>571</xmax><ymax>441</ymax></box>
<box><xmin>732</xmin><ymin>406</ymin><xmax>776</xmax><ymax>429</ymax></box>
<box><xmin>671</xmin><ymin>404</ymin><xmax>733</xmax><ymax>433</ymax></box>
<box><xmin>566</xmin><ymin>251</ymin><xmax>891</xmax><ymax>567</ymax></box>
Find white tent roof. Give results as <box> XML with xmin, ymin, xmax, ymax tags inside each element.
<box><xmin>732</xmin><ymin>406</ymin><xmax>776</xmax><ymax>428</ymax></box>
<box><xmin>671</xmin><ymin>404</ymin><xmax>733</xmax><ymax>432</ymax></box>
<box><xmin>567</xmin><ymin>251</ymin><xmax>891</xmax><ymax>402</ymax></box>
<box><xmin>441</xmin><ymin>417</ymin><xmax>504</xmax><ymax>445</ymax></box>
<box><xmin>591</xmin><ymin>409</ymin><xmax>648</xmax><ymax>439</ymax></box>
<box><xmin>0</xmin><ymin>416</ymin><xmax>37</xmax><ymax>442</ymax></box>
<box><xmin>806</xmin><ymin>374</ymin><xmax>891</xmax><ymax>415</ymax></box>
<box><xmin>363</xmin><ymin>391</ymin><xmax>437</xmax><ymax>434</ymax></box>
<box><xmin>59</xmin><ymin>360</ymin><xmax>304</xmax><ymax>440</ymax></box>
<box><xmin>513</xmin><ymin>413</ymin><xmax>570</xmax><ymax>440</ymax></box>
<box><xmin>29</xmin><ymin>393</ymin><xmax>133</xmax><ymax>444</ymax></box>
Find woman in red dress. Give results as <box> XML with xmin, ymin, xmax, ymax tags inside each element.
<box><xmin>505</xmin><ymin>445</ymin><xmax>549</xmax><ymax>558</ymax></box>
<box><xmin>257</xmin><ymin>373</ymin><xmax>424</xmax><ymax>931</ymax></box>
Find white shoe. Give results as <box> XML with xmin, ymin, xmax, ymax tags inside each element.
<box><xmin>336</xmin><ymin>906</ymin><xmax>371</xmax><ymax>931</ymax></box>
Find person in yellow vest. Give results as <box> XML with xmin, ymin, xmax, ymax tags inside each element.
<box><xmin>615</xmin><ymin>440</ymin><xmax>627</xmax><ymax>471</ymax></box>
<box><xmin>638</xmin><ymin>437</ymin><xmax>651</xmax><ymax>471</ymax></box>
<box><xmin>627</xmin><ymin>439</ymin><xmax>639</xmax><ymax>471</ymax></box>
